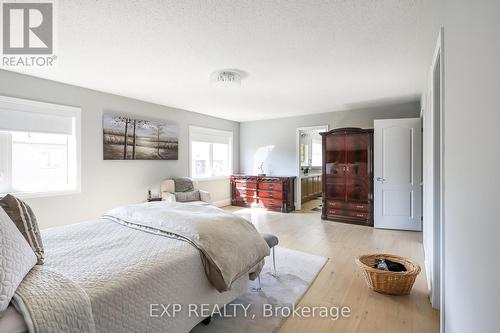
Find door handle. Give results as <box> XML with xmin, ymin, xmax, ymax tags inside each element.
<box><xmin>376</xmin><ymin>177</ymin><xmax>387</xmax><ymax>182</ymax></box>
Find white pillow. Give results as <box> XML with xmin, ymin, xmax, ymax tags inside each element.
<box><xmin>0</xmin><ymin>207</ymin><xmax>37</xmax><ymax>313</ymax></box>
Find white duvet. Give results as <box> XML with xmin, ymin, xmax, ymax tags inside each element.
<box><xmin>10</xmin><ymin>213</ymin><xmax>252</xmax><ymax>332</ymax></box>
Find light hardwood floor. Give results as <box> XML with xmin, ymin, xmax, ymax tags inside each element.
<box><xmin>223</xmin><ymin>205</ymin><xmax>439</xmax><ymax>333</ymax></box>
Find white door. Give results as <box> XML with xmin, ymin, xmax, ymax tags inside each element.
<box><xmin>374</xmin><ymin>118</ymin><xmax>422</xmax><ymax>230</ymax></box>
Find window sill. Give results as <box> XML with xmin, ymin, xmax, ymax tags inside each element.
<box><xmin>192</xmin><ymin>176</ymin><xmax>231</xmax><ymax>182</ymax></box>
<box><xmin>0</xmin><ymin>189</ymin><xmax>81</xmax><ymax>199</ymax></box>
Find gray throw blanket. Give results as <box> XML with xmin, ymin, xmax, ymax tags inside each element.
<box><xmin>174</xmin><ymin>178</ymin><xmax>194</xmax><ymax>192</ymax></box>
<box><xmin>104</xmin><ymin>202</ymin><xmax>270</xmax><ymax>291</ymax></box>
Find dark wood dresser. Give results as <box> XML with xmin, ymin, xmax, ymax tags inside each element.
<box><xmin>230</xmin><ymin>175</ymin><xmax>296</xmax><ymax>213</ymax></box>
<box><xmin>320</xmin><ymin>128</ymin><xmax>374</xmax><ymax>226</ymax></box>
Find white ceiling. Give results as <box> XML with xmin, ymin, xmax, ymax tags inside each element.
<box><xmin>8</xmin><ymin>0</ymin><xmax>440</xmax><ymax>122</ymax></box>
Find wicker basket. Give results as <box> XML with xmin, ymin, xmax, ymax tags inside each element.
<box><xmin>355</xmin><ymin>254</ymin><xmax>421</xmax><ymax>296</ymax></box>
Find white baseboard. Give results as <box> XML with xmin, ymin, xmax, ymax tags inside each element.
<box><xmin>212</xmin><ymin>198</ymin><xmax>231</xmax><ymax>207</ymax></box>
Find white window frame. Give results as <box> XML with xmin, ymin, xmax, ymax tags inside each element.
<box><xmin>0</xmin><ymin>96</ymin><xmax>81</xmax><ymax>198</ymax></box>
<box><xmin>189</xmin><ymin>125</ymin><xmax>233</xmax><ymax>181</ymax></box>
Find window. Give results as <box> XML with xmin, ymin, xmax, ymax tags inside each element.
<box><xmin>189</xmin><ymin>126</ymin><xmax>233</xmax><ymax>179</ymax></box>
<box><xmin>0</xmin><ymin>96</ymin><xmax>81</xmax><ymax>197</ymax></box>
<box><xmin>311</xmin><ymin>139</ymin><xmax>322</xmax><ymax>166</ymax></box>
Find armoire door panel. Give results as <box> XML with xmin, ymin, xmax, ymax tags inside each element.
<box><xmin>325</xmin><ymin>133</ymin><xmax>346</xmax><ymax>164</ymax></box>
<box><xmin>345</xmin><ymin>133</ymin><xmax>370</xmax><ymax>202</ymax></box>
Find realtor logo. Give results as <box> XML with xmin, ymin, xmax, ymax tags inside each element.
<box><xmin>2</xmin><ymin>2</ymin><xmax>53</xmax><ymax>54</ymax></box>
<box><xmin>1</xmin><ymin>1</ymin><xmax>56</xmax><ymax>66</ymax></box>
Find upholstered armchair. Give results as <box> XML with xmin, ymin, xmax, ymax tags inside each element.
<box><xmin>160</xmin><ymin>178</ymin><xmax>212</xmax><ymax>205</ymax></box>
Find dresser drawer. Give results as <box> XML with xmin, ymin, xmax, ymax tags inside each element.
<box><xmin>235</xmin><ymin>189</ymin><xmax>256</xmax><ymax>197</ymax></box>
<box><xmin>259</xmin><ymin>198</ymin><xmax>282</xmax><ymax>207</ymax></box>
<box><xmin>327</xmin><ymin>200</ymin><xmax>369</xmax><ymax>212</ymax></box>
<box><xmin>327</xmin><ymin>209</ymin><xmax>369</xmax><ymax>220</ymax></box>
<box><xmin>258</xmin><ymin>183</ymin><xmax>283</xmax><ymax>191</ymax></box>
<box><xmin>258</xmin><ymin>191</ymin><xmax>283</xmax><ymax>199</ymax></box>
<box><xmin>327</xmin><ymin>208</ymin><xmax>343</xmax><ymax>216</ymax></box>
<box><xmin>235</xmin><ymin>197</ymin><xmax>257</xmax><ymax>204</ymax></box>
<box><xmin>235</xmin><ymin>182</ymin><xmax>257</xmax><ymax>189</ymax></box>
<box><xmin>346</xmin><ymin>202</ymin><xmax>369</xmax><ymax>212</ymax></box>
<box><xmin>327</xmin><ymin>200</ymin><xmax>344</xmax><ymax>209</ymax></box>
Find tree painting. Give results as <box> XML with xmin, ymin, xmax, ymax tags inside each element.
<box><xmin>144</xmin><ymin>122</ymin><xmax>167</xmax><ymax>158</ymax></box>
<box><xmin>111</xmin><ymin>116</ymin><xmax>130</xmax><ymax>159</ymax></box>
<box><xmin>103</xmin><ymin>114</ymin><xmax>178</xmax><ymax>160</ymax></box>
<box><xmin>131</xmin><ymin>119</ymin><xmax>149</xmax><ymax>159</ymax></box>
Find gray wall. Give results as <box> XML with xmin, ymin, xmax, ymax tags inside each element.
<box><xmin>0</xmin><ymin>70</ymin><xmax>239</xmax><ymax>228</ymax></box>
<box><xmin>443</xmin><ymin>0</ymin><xmax>500</xmax><ymax>332</ymax></box>
<box><xmin>239</xmin><ymin>101</ymin><xmax>421</xmax><ymax>176</ymax></box>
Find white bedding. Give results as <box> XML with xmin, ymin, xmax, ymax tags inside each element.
<box><xmin>7</xmin><ymin>218</ymin><xmax>249</xmax><ymax>333</ymax></box>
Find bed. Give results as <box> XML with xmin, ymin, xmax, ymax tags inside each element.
<box><xmin>1</xmin><ymin>202</ymin><xmax>269</xmax><ymax>333</ymax></box>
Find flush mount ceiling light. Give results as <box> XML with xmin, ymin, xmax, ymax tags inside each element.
<box><xmin>210</xmin><ymin>70</ymin><xmax>242</xmax><ymax>89</ymax></box>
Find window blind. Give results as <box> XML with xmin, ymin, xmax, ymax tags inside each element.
<box><xmin>189</xmin><ymin>126</ymin><xmax>232</xmax><ymax>144</ymax></box>
<box><xmin>0</xmin><ymin>96</ymin><xmax>77</xmax><ymax>135</ymax></box>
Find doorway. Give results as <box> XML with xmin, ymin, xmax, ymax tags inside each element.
<box><xmin>295</xmin><ymin>125</ymin><xmax>328</xmax><ymax>211</ymax></box>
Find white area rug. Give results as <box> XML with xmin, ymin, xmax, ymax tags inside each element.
<box><xmin>191</xmin><ymin>247</ymin><xmax>328</xmax><ymax>333</ymax></box>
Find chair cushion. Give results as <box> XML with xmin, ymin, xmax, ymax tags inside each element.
<box><xmin>260</xmin><ymin>233</ymin><xmax>279</xmax><ymax>248</ymax></box>
<box><xmin>0</xmin><ymin>194</ymin><xmax>44</xmax><ymax>264</ymax></box>
<box><xmin>174</xmin><ymin>190</ymin><xmax>200</xmax><ymax>202</ymax></box>
<box><xmin>173</xmin><ymin>178</ymin><xmax>194</xmax><ymax>192</ymax></box>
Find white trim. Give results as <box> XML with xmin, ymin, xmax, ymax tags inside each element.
<box><xmin>430</xmin><ymin>28</ymin><xmax>445</xmax><ymax>318</ymax></box>
<box><xmin>212</xmin><ymin>198</ymin><xmax>231</xmax><ymax>207</ymax></box>
<box><xmin>0</xmin><ymin>189</ymin><xmax>80</xmax><ymax>199</ymax></box>
<box><xmin>74</xmin><ymin>110</ymin><xmax>82</xmax><ymax>195</ymax></box>
<box><xmin>295</xmin><ymin>125</ymin><xmax>329</xmax><ymax>210</ymax></box>
<box><xmin>422</xmin><ymin>28</ymin><xmax>445</xmax><ymax>328</ymax></box>
<box><xmin>437</xmin><ymin>27</ymin><xmax>445</xmax><ymax>333</ymax></box>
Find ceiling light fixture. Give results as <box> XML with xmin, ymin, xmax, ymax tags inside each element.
<box><xmin>210</xmin><ymin>70</ymin><xmax>242</xmax><ymax>89</ymax></box>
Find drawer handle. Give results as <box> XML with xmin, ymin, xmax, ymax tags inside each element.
<box><xmin>356</xmin><ymin>214</ymin><xmax>364</xmax><ymax>217</ymax></box>
<box><xmin>356</xmin><ymin>205</ymin><xmax>364</xmax><ymax>209</ymax></box>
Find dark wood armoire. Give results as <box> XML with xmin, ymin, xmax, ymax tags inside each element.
<box><xmin>320</xmin><ymin>128</ymin><xmax>374</xmax><ymax>226</ymax></box>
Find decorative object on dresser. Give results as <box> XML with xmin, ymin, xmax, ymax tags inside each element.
<box><xmin>320</xmin><ymin>127</ymin><xmax>374</xmax><ymax>226</ymax></box>
<box><xmin>257</xmin><ymin>162</ymin><xmax>266</xmax><ymax>177</ymax></box>
<box><xmin>231</xmin><ymin>176</ymin><xmax>295</xmax><ymax>213</ymax></box>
